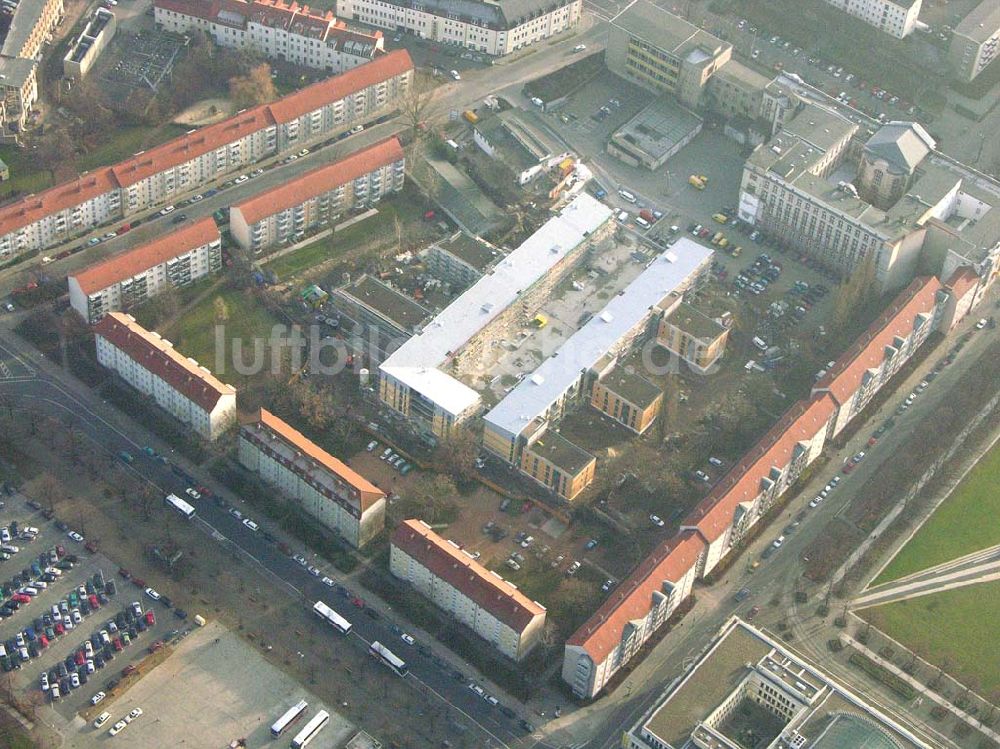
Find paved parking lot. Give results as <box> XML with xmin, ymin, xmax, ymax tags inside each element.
<box><xmin>63</xmin><ymin>622</ymin><xmax>352</xmax><ymax>749</ymax></box>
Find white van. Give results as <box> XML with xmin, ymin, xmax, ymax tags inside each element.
<box><xmin>634</xmin><ymin>216</ymin><xmax>651</xmax><ymax>229</ymax></box>
<box><xmin>618</xmin><ymin>189</ymin><xmax>637</xmax><ymax>203</ymax></box>
<box><xmin>752</xmin><ymin>336</ymin><xmax>768</xmax><ymax>352</ymax></box>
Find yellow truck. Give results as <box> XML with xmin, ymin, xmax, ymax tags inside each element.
<box><xmin>532</xmin><ymin>314</ymin><xmax>548</xmax><ymax>329</ymax></box>
<box><xmin>712</xmin><ymin>213</ymin><xmax>729</xmax><ymax>224</ymax></box>
<box><xmin>688</xmin><ymin>175</ymin><xmax>705</xmax><ymax>190</ymax></box>
<box><xmin>730</xmin><ymin>245</ymin><xmax>743</xmax><ymax>257</ymax></box>
<box><xmin>711</xmin><ymin>232</ymin><xmax>724</xmax><ymax>245</ymax></box>
<box><xmin>463</xmin><ymin>110</ymin><xmax>479</xmax><ymax>124</ymax></box>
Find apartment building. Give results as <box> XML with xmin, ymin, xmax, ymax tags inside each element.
<box><xmin>656</xmin><ymin>302</ymin><xmax>729</xmax><ymax>374</ymax></box>
<box><xmin>0</xmin><ymin>49</ymin><xmax>413</xmax><ymax>258</ymax></box>
<box><xmin>563</xmin><ymin>530</ymin><xmax>705</xmax><ymax>699</ymax></box>
<box><xmin>154</xmin><ymin>0</ymin><xmax>384</xmax><ymax>74</ymax></box>
<box><xmin>949</xmin><ymin>0</ymin><xmax>1000</xmax><ymax>82</ymax></box>
<box><xmin>423</xmin><ymin>231</ymin><xmax>505</xmax><ymax>290</ymax></box>
<box><xmin>390</xmin><ymin>519</ymin><xmax>546</xmax><ymax>660</ymax></box>
<box><xmin>0</xmin><ymin>0</ymin><xmax>63</xmax><ymax>131</ymax></box>
<box><xmin>626</xmin><ymin>618</ymin><xmax>931</xmax><ymax>749</ymax></box>
<box><xmin>606</xmin><ymin>0</ymin><xmax>731</xmax><ymax>108</ymax></box>
<box><xmin>68</xmin><ymin>218</ymin><xmax>222</xmax><ymax>323</ymax></box>
<box><xmin>94</xmin><ymin>313</ymin><xmax>237</xmax><ymax>440</ymax></box>
<box><xmin>238</xmin><ymin>408</ymin><xmax>386</xmax><ymax>548</ymax></box>
<box><xmin>563</xmin><ymin>279</ymin><xmax>951</xmax><ymax>698</ymax></box>
<box><xmin>590</xmin><ymin>366</ymin><xmax>663</xmax><ymax>435</ymax></box>
<box><xmin>813</xmin><ymin>276</ymin><xmax>945</xmax><ymax>437</ymax></box>
<box><xmin>482</xmin><ymin>242</ymin><xmax>711</xmax><ymax>497</ymax></box>
<box><xmin>379</xmin><ymin>194</ymin><xmax>613</xmax><ymax>441</ymax></box>
<box><xmin>823</xmin><ymin>0</ymin><xmax>921</xmax><ymax>38</ymax></box>
<box><xmin>229</xmin><ymin>137</ymin><xmax>405</xmax><ymax>252</ymax></box>
<box><xmin>330</xmin><ymin>274</ymin><xmax>430</xmax><ymax>363</ymax></box>
<box><xmin>335</xmin><ymin>0</ymin><xmax>581</xmax><ymax>57</ymax></box>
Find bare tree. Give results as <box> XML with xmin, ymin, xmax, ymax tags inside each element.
<box><xmin>399</xmin><ymin>71</ymin><xmax>436</xmax><ymax>138</ymax></box>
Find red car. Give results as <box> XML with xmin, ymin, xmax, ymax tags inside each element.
<box><xmin>54</xmin><ymin>622</ymin><xmax>65</xmax><ymax>635</ymax></box>
<box><xmin>112</xmin><ymin>638</ymin><xmax>123</xmax><ymax>652</ymax></box>
<box><xmin>145</xmin><ymin>611</ymin><xmax>155</xmax><ymax>626</ymax></box>
<box><xmin>351</xmin><ymin>597</ymin><xmax>365</xmax><ymax>609</ymax></box>
<box><xmin>131</xmin><ymin>578</ymin><xmax>146</xmax><ymax>588</ymax></box>
<box><xmin>148</xmin><ymin>641</ymin><xmax>163</xmax><ymax>654</ymax></box>
<box><xmin>85</xmin><ymin>541</ymin><xmax>98</xmax><ymax>553</ymax></box>
<box><xmin>118</xmin><ymin>568</ymin><xmax>131</xmax><ymax>579</ymax></box>
<box><xmin>122</xmin><ymin>664</ymin><xmax>137</xmax><ymax>677</ymax></box>
<box><xmin>14</xmin><ymin>594</ymin><xmax>31</xmax><ymax>604</ymax></box>
<box><xmin>55</xmin><ymin>545</ymin><xmax>66</xmax><ymax>557</ymax></box>
<box><xmin>89</xmin><ymin>595</ymin><xmax>100</xmax><ymax>609</ymax></box>
<box><xmin>38</xmin><ymin>635</ymin><xmax>48</xmax><ymax>649</ymax></box>
<box><xmin>746</xmin><ymin>605</ymin><xmax>761</xmax><ymax>621</ymax></box>
<box><xmin>74</xmin><ymin>650</ymin><xmax>86</xmax><ymax>666</ymax></box>
<box><xmin>842</xmin><ymin>462</ymin><xmax>856</xmax><ymax>474</ymax></box>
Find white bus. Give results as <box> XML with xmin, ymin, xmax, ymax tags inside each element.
<box><xmin>164</xmin><ymin>494</ymin><xmax>196</xmax><ymax>519</ymax></box>
<box><xmin>312</xmin><ymin>600</ymin><xmax>352</xmax><ymax>635</ymax></box>
<box><xmin>270</xmin><ymin>699</ymin><xmax>308</xmax><ymax>737</ymax></box>
<box><xmin>369</xmin><ymin>641</ymin><xmax>408</xmax><ymax>676</ymax></box>
<box><xmin>290</xmin><ymin>710</ymin><xmax>329</xmax><ymax>748</ymax></box>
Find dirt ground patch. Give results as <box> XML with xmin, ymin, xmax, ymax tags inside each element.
<box><xmin>65</xmin><ymin>622</ymin><xmax>353</xmax><ymax>749</ymax></box>
<box><xmin>172</xmin><ymin>98</ymin><xmax>236</xmax><ymax>127</ymax></box>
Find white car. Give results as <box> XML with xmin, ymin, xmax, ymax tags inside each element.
<box><xmin>68</xmin><ymin>531</ymin><xmax>84</xmax><ymax>542</ymax></box>
<box><xmin>400</xmin><ymin>633</ymin><xmax>415</xmax><ymax>646</ymax></box>
<box><xmin>297</xmin><ymin>149</ymin><xmax>310</xmax><ymax>157</ymax></box>
<box><xmin>91</xmin><ymin>691</ymin><xmax>106</xmax><ymax>705</ymax></box>
<box><xmin>649</xmin><ymin>514</ymin><xmax>664</xmax><ymax>527</ymax></box>
<box><xmin>126</xmin><ymin>707</ymin><xmax>143</xmax><ymax>723</ymax></box>
<box><xmin>573</xmin><ymin>44</ymin><xmax>586</xmax><ymax>52</ymax></box>
<box><xmin>449</xmin><ymin>69</ymin><xmax>461</xmax><ymax>80</ymax></box>
<box><xmin>94</xmin><ymin>711</ymin><xmax>111</xmax><ymax>729</ymax></box>
<box><xmin>229</xmin><ymin>508</ymin><xmax>243</xmax><ymax>520</ymax></box>
<box><xmin>306</xmin><ymin>565</ymin><xmax>321</xmax><ymax>577</ymax></box>
<box><xmin>975</xmin><ymin>318</ymin><xmax>988</xmax><ymax>330</ymax></box>
<box><xmin>242</xmin><ymin>518</ymin><xmax>259</xmax><ymax>532</ymax></box>
<box><xmin>292</xmin><ymin>554</ymin><xmax>307</xmax><ymax>566</ymax></box>
<box><xmin>772</xmin><ymin>536</ymin><xmax>784</xmax><ymax>549</ymax></box>
<box><xmin>109</xmin><ymin>720</ymin><xmax>127</xmax><ymax>736</ymax></box>
<box><xmin>321</xmin><ymin>576</ymin><xmax>335</xmax><ymax>587</ymax></box>
<box><xmin>366</xmin><ymin>440</ymin><xmax>378</xmax><ymax>452</ymax></box>
<box><xmin>235</xmin><ymin>175</ymin><xmax>249</xmax><ymax>184</ymax></box>
<box><xmin>70</xmin><ymin>672</ymin><xmax>80</xmax><ymax>688</ymax></box>
<box><xmin>185</xmin><ymin>487</ymin><xmax>201</xmax><ymax>500</ymax></box>
<box><xmin>40</xmin><ymin>673</ymin><xmax>49</xmax><ymax>691</ymax></box>
<box><xmin>190</xmin><ymin>194</ymin><xmax>204</xmax><ymax>202</ymax></box>
<box><xmin>144</xmin><ymin>587</ymin><xmax>161</xmax><ymax>601</ymax></box>
<box><xmin>159</xmin><ymin>205</ymin><xmax>175</xmax><ymax>216</ymax></box>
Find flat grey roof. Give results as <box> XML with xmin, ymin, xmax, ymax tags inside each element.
<box><xmin>483</xmin><ymin>239</ymin><xmax>711</xmax><ymax>439</ymax></box>
<box><xmin>955</xmin><ymin>0</ymin><xmax>1000</xmax><ymax>43</ymax></box>
<box><xmin>0</xmin><ymin>55</ymin><xmax>36</xmax><ymax>87</ymax></box>
<box><xmin>597</xmin><ymin>366</ymin><xmax>662</xmax><ymax>409</ymax></box>
<box><xmin>611</xmin><ymin>97</ymin><xmax>702</xmax><ymax>161</ymax></box>
<box><xmin>526</xmin><ymin>430</ymin><xmax>594</xmax><ymax>474</ymax></box>
<box><xmin>611</xmin><ymin>0</ymin><xmax>726</xmax><ymax>57</ymax></box>
<box><xmin>665</xmin><ymin>301</ymin><xmax>726</xmax><ymax>342</ymax></box>
<box><xmin>2</xmin><ymin>0</ymin><xmax>50</xmax><ymax>57</ymax></box>
<box><xmin>336</xmin><ymin>275</ymin><xmax>430</xmax><ymax>332</ymax></box>
<box><xmin>380</xmin><ymin>194</ymin><xmax>612</xmax><ymax>418</ymax></box>
<box><xmin>434</xmin><ymin>232</ymin><xmax>505</xmax><ymax>273</ymax></box>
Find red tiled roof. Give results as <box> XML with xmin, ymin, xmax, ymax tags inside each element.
<box><xmin>112</xmin><ymin>110</ymin><xmax>276</xmax><ymax>188</ymax></box>
<box><xmin>265</xmin><ymin>48</ymin><xmax>412</xmax><ymax>124</ymax></box>
<box><xmin>70</xmin><ymin>218</ymin><xmax>220</xmax><ymax>295</ymax></box>
<box><xmin>250</xmin><ymin>408</ymin><xmax>385</xmax><ymax>511</ymax></box>
<box><xmin>813</xmin><ymin>277</ymin><xmax>943</xmax><ymax>406</ymax></box>
<box><xmin>93</xmin><ymin>312</ymin><xmax>236</xmax><ymax>413</ymax></box>
<box><xmin>0</xmin><ymin>169</ymin><xmax>118</xmax><ymax>237</ymax></box>
<box><xmin>392</xmin><ymin>519</ymin><xmax>546</xmax><ymax>634</ymax></box>
<box><xmin>565</xmin><ymin>530</ymin><xmax>705</xmax><ymax>663</ymax></box>
<box><xmin>683</xmin><ymin>393</ymin><xmax>837</xmax><ymax>544</ymax></box>
<box><xmin>945</xmin><ymin>266</ymin><xmax>980</xmax><ymax>300</ymax></box>
<box><xmin>233</xmin><ymin>137</ymin><xmax>404</xmax><ymax>225</ymax></box>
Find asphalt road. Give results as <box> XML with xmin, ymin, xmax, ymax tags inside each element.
<box><xmin>538</xmin><ymin>308</ymin><xmax>999</xmax><ymax>749</ymax></box>
<box><xmin>0</xmin><ymin>328</ymin><xmax>532</xmax><ymax>747</ymax></box>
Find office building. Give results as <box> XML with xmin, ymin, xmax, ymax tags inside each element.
<box><xmin>740</xmin><ymin>112</ymin><xmax>1000</xmax><ymax>291</ymax></box>
<box><xmin>0</xmin><ymin>49</ymin><xmax>413</xmax><ymax>258</ymax></box>
<box><xmin>949</xmin><ymin>1</ymin><xmax>1000</xmax><ymax>82</ymax></box>
<box><xmin>335</xmin><ymin>0</ymin><xmax>581</xmax><ymax>57</ymax></box>
<box><xmin>330</xmin><ymin>274</ymin><xmax>430</xmax><ymax>364</ymax></box>
<box><xmin>94</xmin><ymin>313</ymin><xmax>237</xmax><ymax>441</ymax></box>
<box><xmin>68</xmin><ymin>218</ymin><xmax>222</xmax><ymax>323</ymax></box>
<box><xmin>391</xmin><ymin>519</ymin><xmax>546</xmax><ymax>660</ymax></box>
<box><xmin>472</xmin><ymin>110</ymin><xmax>571</xmax><ymax>184</ymax></box>
<box><xmin>656</xmin><ymin>301</ymin><xmax>729</xmax><ymax>373</ymax></box>
<box><xmin>229</xmin><ymin>137</ymin><xmax>405</xmax><ymax>252</ymax></box>
<box><xmin>822</xmin><ymin>0</ymin><xmax>922</xmax><ymax>38</ymax></box>
<box><xmin>238</xmin><ymin>408</ymin><xmax>386</xmax><ymax>547</ymax></box>
<box><xmin>625</xmin><ymin>617</ymin><xmax>931</xmax><ymax>749</ymax></box>
<box><xmin>607</xmin><ymin>97</ymin><xmax>702</xmax><ymax>171</ymax></box>
<box><xmin>378</xmin><ymin>194</ymin><xmax>613</xmax><ymax>441</ymax></box>
<box><xmin>606</xmin><ymin>0</ymin><xmax>731</xmax><ymax>108</ymax></box>
<box><xmin>154</xmin><ymin>0</ymin><xmax>384</xmax><ymax>74</ymax></box>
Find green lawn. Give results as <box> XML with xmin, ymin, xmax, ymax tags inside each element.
<box><xmin>861</xmin><ymin>580</ymin><xmax>1000</xmax><ymax>696</ymax></box>
<box><xmin>77</xmin><ymin>124</ymin><xmax>190</xmax><ymax>172</ymax></box>
<box><xmin>266</xmin><ymin>188</ymin><xmax>432</xmax><ymax>280</ymax></box>
<box><xmin>0</xmin><ymin>146</ymin><xmax>55</xmax><ymax>198</ymax></box>
<box><xmin>872</xmin><ymin>442</ymin><xmax>1000</xmax><ymax>585</ymax></box>
<box><xmin>163</xmin><ymin>286</ymin><xmax>288</xmax><ymax>385</ymax></box>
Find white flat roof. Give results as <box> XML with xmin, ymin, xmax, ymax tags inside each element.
<box><xmin>483</xmin><ymin>238</ymin><xmax>712</xmax><ymax>437</ymax></box>
<box><xmin>379</xmin><ymin>194</ymin><xmax>613</xmax><ymax>417</ymax></box>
